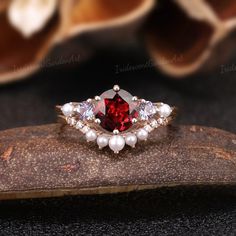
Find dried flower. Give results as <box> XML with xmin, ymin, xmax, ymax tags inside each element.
<box><xmin>8</xmin><ymin>0</ymin><xmax>57</xmax><ymax>38</ymax></box>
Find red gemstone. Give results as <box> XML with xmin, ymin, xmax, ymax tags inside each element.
<box><xmin>95</xmin><ymin>89</ymin><xmax>138</xmax><ymax>132</ymax></box>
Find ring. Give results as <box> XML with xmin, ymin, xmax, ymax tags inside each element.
<box><xmin>56</xmin><ymin>85</ymin><xmax>177</xmax><ymax>153</ymax></box>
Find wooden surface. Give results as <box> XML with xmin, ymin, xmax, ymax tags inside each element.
<box><xmin>0</xmin><ymin>124</ymin><xmax>236</xmax><ymax>200</ymax></box>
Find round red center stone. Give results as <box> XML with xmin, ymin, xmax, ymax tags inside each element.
<box><xmin>95</xmin><ymin>89</ymin><xmax>138</xmax><ymax>132</ymax></box>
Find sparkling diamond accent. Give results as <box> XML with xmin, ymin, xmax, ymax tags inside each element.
<box><xmin>157</xmin><ymin>118</ymin><xmax>167</xmax><ymax>125</ymax></box>
<box><xmin>76</xmin><ymin>121</ymin><xmax>84</xmax><ymax>129</ymax></box>
<box><xmin>67</xmin><ymin>117</ymin><xmax>76</xmax><ymax>126</ymax></box>
<box><xmin>144</xmin><ymin>125</ymin><xmax>154</xmax><ymax>133</ymax></box>
<box><xmin>81</xmin><ymin>126</ymin><xmax>90</xmax><ymax>134</ymax></box>
<box><xmin>137</xmin><ymin>101</ymin><xmax>157</xmax><ymax>120</ymax></box>
<box><xmin>150</xmin><ymin>119</ymin><xmax>159</xmax><ymax>128</ymax></box>
<box><xmin>75</xmin><ymin>101</ymin><xmax>95</xmax><ymax>121</ymax></box>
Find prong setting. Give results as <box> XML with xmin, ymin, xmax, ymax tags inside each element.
<box><xmin>86</xmin><ymin>115</ymin><xmax>95</xmax><ymax>121</ymax></box>
<box><xmin>95</xmin><ymin>96</ymin><xmax>101</xmax><ymax>101</ymax></box>
<box><xmin>113</xmin><ymin>129</ymin><xmax>119</xmax><ymax>135</ymax></box>
<box><xmin>95</xmin><ymin>118</ymin><xmax>101</xmax><ymax>124</ymax></box>
<box><xmin>113</xmin><ymin>85</ymin><xmax>120</xmax><ymax>92</ymax></box>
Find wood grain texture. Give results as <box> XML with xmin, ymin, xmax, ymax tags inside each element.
<box><xmin>0</xmin><ymin>124</ymin><xmax>235</xmax><ymax>200</ymax></box>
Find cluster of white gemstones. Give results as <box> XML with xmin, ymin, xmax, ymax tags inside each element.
<box><xmin>61</xmin><ymin>100</ymin><xmax>173</xmax><ymax>153</ymax></box>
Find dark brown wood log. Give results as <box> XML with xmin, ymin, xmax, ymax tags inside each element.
<box><xmin>0</xmin><ymin>124</ymin><xmax>236</xmax><ymax>200</ymax></box>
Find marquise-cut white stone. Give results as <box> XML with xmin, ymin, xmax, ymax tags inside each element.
<box><xmin>137</xmin><ymin>101</ymin><xmax>157</xmax><ymax>120</ymax></box>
